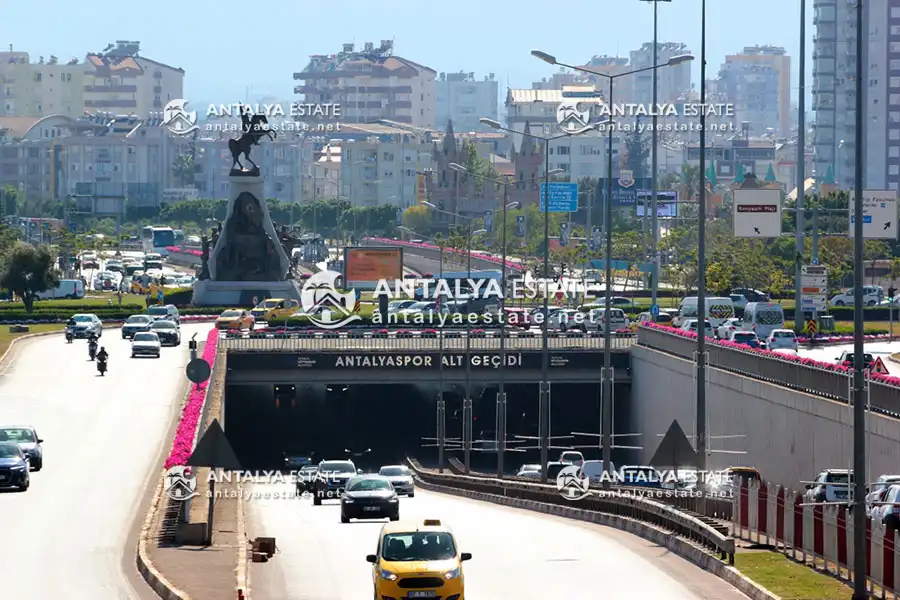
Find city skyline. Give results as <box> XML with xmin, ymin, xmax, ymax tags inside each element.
<box><xmin>7</xmin><ymin>0</ymin><xmax>814</xmax><ymax>105</ymax></box>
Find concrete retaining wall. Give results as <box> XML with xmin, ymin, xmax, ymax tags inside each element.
<box><xmin>631</xmin><ymin>345</ymin><xmax>900</xmax><ymax>488</ymax></box>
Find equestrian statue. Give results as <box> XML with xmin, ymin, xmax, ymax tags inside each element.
<box><xmin>229</xmin><ymin>104</ymin><xmax>277</xmax><ymax>175</ymax></box>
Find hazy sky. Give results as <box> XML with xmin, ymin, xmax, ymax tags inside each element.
<box><xmin>5</xmin><ymin>0</ymin><xmax>814</xmax><ymax>104</ymax></box>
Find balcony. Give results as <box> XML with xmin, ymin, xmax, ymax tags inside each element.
<box><xmin>85</xmin><ymin>99</ymin><xmax>137</xmax><ymax>108</ymax></box>
<box><xmin>83</xmin><ymin>85</ymin><xmax>137</xmax><ymax>93</ymax></box>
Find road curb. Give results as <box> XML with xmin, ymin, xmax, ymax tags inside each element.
<box><xmin>236</xmin><ymin>483</ymin><xmax>250</xmax><ymax>599</ymax></box>
<box><xmin>0</xmin><ymin>328</ymin><xmax>66</xmax><ymax>365</ymax></box>
<box><xmin>890</xmin><ymin>352</ymin><xmax>900</xmax><ymax>364</ymax></box>
<box><xmin>136</xmin><ymin>472</ymin><xmax>192</xmax><ymax>600</ymax></box>
<box><xmin>414</xmin><ymin>479</ymin><xmax>780</xmax><ymax>600</ymax></box>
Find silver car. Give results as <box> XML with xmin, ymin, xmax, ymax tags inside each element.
<box><xmin>69</xmin><ymin>313</ymin><xmax>102</xmax><ymax>338</ymax></box>
<box><xmin>377</xmin><ymin>465</ymin><xmax>415</xmax><ymax>496</ymax></box>
<box><xmin>131</xmin><ymin>332</ymin><xmax>161</xmax><ymax>358</ymax></box>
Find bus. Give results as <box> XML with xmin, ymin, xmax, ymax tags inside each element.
<box><xmin>141</xmin><ymin>226</ymin><xmax>176</xmax><ymax>256</ymax></box>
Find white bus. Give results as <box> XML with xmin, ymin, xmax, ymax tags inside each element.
<box><xmin>141</xmin><ymin>226</ymin><xmax>176</xmax><ymax>256</ymax></box>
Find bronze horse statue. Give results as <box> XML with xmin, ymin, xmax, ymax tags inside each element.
<box><xmin>229</xmin><ymin>113</ymin><xmax>277</xmax><ymax>173</ymax></box>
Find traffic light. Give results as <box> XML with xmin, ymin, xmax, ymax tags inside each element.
<box><xmin>890</xmin><ymin>286</ymin><xmax>897</xmax><ymax>302</ymax></box>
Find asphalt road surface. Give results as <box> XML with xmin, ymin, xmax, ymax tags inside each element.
<box><xmin>246</xmin><ymin>483</ymin><xmax>749</xmax><ymax>600</ymax></box>
<box><xmin>0</xmin><ymin>324</ymin><xmax>211</xmax><ymax>599</ymax></box>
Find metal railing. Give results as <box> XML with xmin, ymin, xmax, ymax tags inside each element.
<box><xmin>408</xmin><ymin>458</ymin><xmax>735</xmax><ymax>563</ymax></box>
<box><xmin>219</xmin><ymin>330</ymin><xmax>637</xmax><ymax>352</ymax></box>
<box><xmin>637</xmin><ymin>326</ymin><xmax>900</xmax><ymax>417</ymax></box>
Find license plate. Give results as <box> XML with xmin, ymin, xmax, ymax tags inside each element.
<box><xmin>363</xmin><ymin>506</ymin><xmax>379</xmax><ymax>512</ymax></box>
<box><xmin>407</xmin><ymin>593</ymin><xmax>436</xmax><ymax>598</ymax></box>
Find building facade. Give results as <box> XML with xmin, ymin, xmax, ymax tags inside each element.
<box><xmin>294</xmin><ymin>41</ymin><xmax>436</xmax><ymax>128</ymax></box>
<box><xmin>629</xmin><ymin>42</ymin><xmax>693</xmax><ymax>104</ymax></box>
<box><xmin>718</xmin><ymin>46</ymin><xmax>791</xmax><ymax>137</ymax></box>
<box><xmin>1</xmin><ymin>41</ymin><xmax>184</xmax><ymax>119</ymax></box>
<box><xmin>435</xmin><ymin>71</ymin><xmax>498</xmax><ymax>133</ymax></box>
<box><xmin>193</xmin><ymin>138</ymin><xmax>302</xmax><ymax>203</ymax></box>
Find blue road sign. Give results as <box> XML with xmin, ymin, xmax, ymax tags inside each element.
<box><xmin>850</xmin><ymin>215</ymin><xmax>873</xmax><ymax>224</ymax></box>
<box><xmin>650</xmin><ymin>304</ymin><xmax>660</xmax><ymax>318</ymax></box>
<box><xmin>540</xmin><ymin>182</ymin><xmax>578</xmax><ymax>212</ymax></box>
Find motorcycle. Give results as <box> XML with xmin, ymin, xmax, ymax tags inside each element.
<box><xmin>88</xmin><ymin>340</ymin><xmax>97</xmax><ymax>361</ymax></box>
<box><xmin>97</xmin><ymin>358</ymin><xmax>107</xmax><ymax>376</ymax></box>
<box><xmin>65</xmin><ymin>329</ymin><xmax>73</xmax><ymax>343</ymax></box>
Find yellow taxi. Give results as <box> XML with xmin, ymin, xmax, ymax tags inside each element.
<box><xmin>250</xmin><ymin>298</ymin><xmax>301</xmax><ymax>322</ymax></box>
<box><xmin>215</xmin><ymin>309</ymin><xmax>255</xmax><ymax>331</ymax></box>
<box><xmin>366</xmin><ymin>519</ymin><xmax>470</xmax><ymax>600</ymax></box>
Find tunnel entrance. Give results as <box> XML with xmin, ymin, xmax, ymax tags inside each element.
<box><xmin>223</xmin><ymin>383</ymin><xmax>631</xmax><ymax>473</ymax></box>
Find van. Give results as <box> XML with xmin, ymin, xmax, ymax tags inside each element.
<box><xmin>677</xmin><ymin>296</ymin><xmax>734</xmax><ymax>328</ymax></box>
<box><xmin>36</xmin><ymin>279</ymin><xmax>85</xmax><ymax>300</ymax></box>
<box><xmin>741</xmin><ymin>302</ymin><xmax>785</xmax><ymax>340</ymax></box>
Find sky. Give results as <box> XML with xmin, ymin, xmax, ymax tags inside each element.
<box><xmin>4</xmin><ymin>0</ymin><xmax>814</xmax><ymax>106</ymax></box>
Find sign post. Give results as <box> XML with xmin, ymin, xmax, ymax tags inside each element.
<box><xmin>733</xmin><ymin>188</ymin><xmax>782</xmax><ymax>237</ymax></box>
<box><xmin>848</xmin><ymin>190</ymin><xmax>899</xmax><ymax>239</ymax></box>
<box><xmin>540</xmin><ymin>183</ymin><xmax>578</xmax><ymax>213</ymax></box>
<box><xmin>800</xmin><ymin>264</ymin><xmax>828</xmax><ymax>328</ymax></box>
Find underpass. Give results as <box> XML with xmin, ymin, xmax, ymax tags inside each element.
<box><xmin>0</xmin><ymin>323</ymin><xmax>211</xmax><ymax>599</ymax></box>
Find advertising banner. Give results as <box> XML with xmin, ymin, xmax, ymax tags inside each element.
<box><xmin>343</xmin><ymin>247</ymin><xmax>403</xmax><ymax>289</ymax></box>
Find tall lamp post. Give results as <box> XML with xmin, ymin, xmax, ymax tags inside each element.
<box><xmin>479</xmin><ymin>117</ymin><xmax>598</xmax><ymax>481</ymax></box>
<box><xmin>450</xmin><ymin>161</ymin><xmax>553</xmax><ymax>476</ymax></box>
<box><xmin>530</xmin><ymin>49</ymin><xmax>694</xmax><ymax>487</ymax></box>
<box><xmin>422</xmin><ymin>201</ymin><xmax>485</xmax><ymax>473</ymax></box>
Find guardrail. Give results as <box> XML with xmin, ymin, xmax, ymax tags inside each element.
<box><xmin>219</xmin><ymin>330</ymin><xmax>637</xmax><ymax>352</ymax></box>
<box><xmin>408</xmin><ymin>458</ymin><xmax>736</xmax><ymax>563</ymax></box>
<box><xmin>637</xmin><ymin>326</ymin><xmax>900</xmax><ymax>417</ymax></box>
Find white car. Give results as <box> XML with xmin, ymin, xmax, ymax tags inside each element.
<box><xmin>377</xmin><ymin>465</ymin><xmax>415</xmax><ymax>496</ymax></box>
<box><xmin>716</xmin><ymin>317</ymin><xmax>742</xmax><ymax>339</ymax></box>
<box><xmin>804</xmin><ymin>469</ymin><xmax>853</xmax><ymax>504</ymax></box>
<box><xmin>681</xmin><ymin>319</ymin><xmax>714</xmax><ymax>337</ymax></box>
<box><xmin>765</xmin><ymin>329</ymin><xmax>798</xmax><ymax>350</ymax></box>
<box><xmin>558</xmin><ymin>451</ymin><xmax>584</xmax><ymax>466</ymax></box>
<box><xmin>831</xmin><ymin>286</ymin><xmax>882</xmax><ymax>307</ymax></box>
<box><xmin>131</xmin><ymin>332</ymin><xmax>161</xmax><ymax>358</ymax></box>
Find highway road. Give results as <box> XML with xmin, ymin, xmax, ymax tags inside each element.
<box><xmin>796</xmin><ymin>341</ymin><xmax>900</xmax><ymax>374</ymax></box>
<box><xmin>0</xmin><ymin>323</ymin><xmax>211</xmax><ymax>599</ymax></box>
<box><xmin>246</xmin><ymin>483</ymin><xmax>748</xmax><ymax>600</ymax></box>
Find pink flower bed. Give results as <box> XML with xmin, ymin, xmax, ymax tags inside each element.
<box><xmin>163</xmin><ymin>327</ymin><xmax>220</xmax><ymax>469</ymax></box>
<box><xmin>166</xmin><ymin>246</ymin><xmax>202</xmax><ymax>257</ymax></box>
<box><xmin>644</xmin><ymin>322</ymin><xmax>900</xmax><ymax>387</ymax></box>
<box><xmin>365</xmin><ymin>237</ymin><xmax>524</xmax><ymax>271</ymax></box>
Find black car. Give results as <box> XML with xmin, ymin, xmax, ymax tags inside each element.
<box><xmin>731</xmin><ymin>288</ymin><xmax>770</xmax><ymax>302</ymax></box>
<box><xmin>295</xmin><ymin>465</ymin><xmax>319</xmax><ymax>494</ymax></box>
<box><xmin>312</xmin><ymin>459</ymin><xmax>359</xmax><ymax>505</ymax></box>
<box><xmin>340</xmin><ymin>475</ymin><xmax>399</xmax><ymax>523</ymax></box>
<box><xmin>151</xmin><ymin>320</ymin><xmax>181</xmax><ymax>346</ymax></box>
<box><xmin>122</xmin><ymin>315</ymin><xmax>152</xmax><ymax>339</ymax></box>
<box><xmin>0</xmin><ymin>442</ymin><xmax>30</xmax><ymax>491</ymax></box>
<box><xmin>0</xmin><ymin>426</ymin><xmax>42</xmax><ymax>470</ymax></box>
<box><xmin>284</xmin><ymin>454</ymin><xmax>312</xmax><ymax>471</ymax></box>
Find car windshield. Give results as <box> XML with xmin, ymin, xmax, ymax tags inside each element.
<box><xmin>133</xmin><ymin>333</ymin><xmax>158</xmax><ymax>342</ymax></box>
<box><xmin>773</xmin><ymin>331</ymin><xmax>795</xmax><ymax>338</ymax></box>
<box><xmin>733</xmin><ymin>333</ymin><xmax>756</xmax><ymax>341</ymax></box>
<box><xmin>153</xmin><ymin>321</ymin><xmax>176</xmax><ymax>329</ymax></box>
<box><xmin>147</xmin><ymin>307</ymin><xmax>168</xmax><ymax>315</ymax></box>
<box><xmin>73</xmin><ymin>315</ymin><xmax>93</xmax><ymax>322</ymax></box>
<box><xmin>0</xmin><ymin>428</ymin><xmax>35</xmax><ymax>442</ymax></box>
<box><xmin>126</xmin><ymin>316</ymin><xmax>149</xmax><ymax>324</ymax></box>
<box><xmin>382</xmin><ymin>532</ymin><xmax>457</xmax><ymax>561</ymax></box>
<box><xmin>0</xmin><ymin>443</ymin><xmax>21</xmax><ymax>458</ymax></box>
<box><xmin>561</xmin><ymin>452</ymin><xmax>582</xmax><ymax>461</ymax></box>
<box><xmin>379</xmin><ymin>467</ymin><xmax>410</xmax><ymax>477</ymax></box>
<box><xmin>319</xmin><ymin>461</ymin><xmax>355</xmax><ymax>473</ymax></box>
<box><xmin>260</xmin><ymin>300</ymin><xmax>280</xmax><ymax>308</ymax></box>
<box><xmin>221</xmin><ymin>310</ymin><xmax>241</xmax><ymax>318</ymax></box>
<box><xmin>827</xmin><ymin>473</ymin><xmax>852</xmax><ymax>485</ymax></box>
<box><xmin>347</xmin><ymin>478</ymin><xmax>392</xmax><ymax>492</ymax></box>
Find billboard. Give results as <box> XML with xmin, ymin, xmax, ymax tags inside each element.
<box><xmin>343</xmin><ymin>247</ymin><xmax>403</xmax><ymax>289</ymax></box>
<box><xmin>635</xmin><ymin>191</ymin><xmax>678</xmax><ymax>217</ymax></box>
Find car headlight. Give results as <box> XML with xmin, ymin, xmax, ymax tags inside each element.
<box><xmin>389</xmin><ymin>496</ymin><xmax>398</xmax><ymax>502</ymax></box>
<box><xmin>379</xmin><ymin>568</ymin><xmax>398</xmax><ymax>581</ymax></box>
<box><xmin>10</xmin><ymin>463</ymin><xmax>25</xmax><ymax>471</ymax></box>
<box><xmin>444</xmin><ymin>567</ymin><xmax>461</xmax><ymax>580</ymax></box>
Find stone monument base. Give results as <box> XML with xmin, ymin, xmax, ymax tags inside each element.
<box><xmin>191</xmin><ymin>279</ymin><xmax>302</xmax><ymax>307</ymax></box>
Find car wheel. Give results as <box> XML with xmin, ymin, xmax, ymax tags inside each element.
<box><xmin>408</xmin><ymin>492</ymin><xmax>415</xmax><ymax>498</ymax></box>
<box><xmin>389</xmin><ymin>512</ymin><xmax>399</xmax><ymax>521</ymax></box>
<box><xmin>341</xmin><ymin>512</ymin><xmax>349</xmax><ymax>523</ymax></box>
<box><xmin>313</xmin><ymin>493</ymin><xmax>322</xmax><ymax>506</ymax></box>
<box><xmin>19</xmin><ymin>480</ymin><xmax>29</xmax><ymax>491</ymax></box>
<box><xmin>131</xmin><ymin>353</ymin><xmax>136</xmax><ymax>358</ymax></box>
<box><xmin>834</xmin><ymin>300</ymin><xmax>845</xmax><ymax>306</ymax></box>
<box><xmin>31</xmin><ymin>461</ymin><xmax>42</xmax><ymax>472</ymax></box>
<box><xmin>867</xmin><ymin>300</ymin><xmax>876</xmax><ymax>307</ymax></box>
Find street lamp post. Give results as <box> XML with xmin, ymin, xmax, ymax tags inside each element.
<box><xmin>530</xmin><ymin>48</ymin><xmax>693</xmax><ymax>487</ymax></box>
<box><xmin>479</xmin><ymin>117</ymin><xmax>596</xmax><ymax>482</ymax></box>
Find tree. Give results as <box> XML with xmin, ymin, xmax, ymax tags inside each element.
<box><xmin>0</xmin><ymin>243</ymin><xmax>58</xmax><ymax>312</ymax></box>
<box><xmin>460</xmin><ymin>140</ymin><xmax>497</xmax><ymax>193</ymax></box>
<box><xmin>705</xmin><ymin>261</ymin><xmax>734</xmax><ymax>295</ymax></box>
<box><xmin>171</xmin><ymin>153</ymin><xmax>195</xmax><ymax>187</ymax></box>
<box><xmin>623</xmin><ymin>125</ymin><xmax>650</xmax><ymax>179</ymax></box>
<box><xmin>401</xmin><ymin>205</ymin><xmax>433</xmax><ymax>236</ymax></box>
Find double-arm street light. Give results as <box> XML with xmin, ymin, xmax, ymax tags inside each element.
<box><xmin>421</xmin><ymin>201</ymin><xmax>487</xmax><ymax>473</ymax></box>
<box><xmin>531</xmin><ymin>48</ymin><xmax>694</xmax><ymax>487</ymax></box>
<box><xmin>479</xmin><ymin>117</ymin><xmax>605</xmax><ymax>481</ymax></box>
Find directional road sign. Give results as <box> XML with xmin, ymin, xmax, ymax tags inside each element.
<box><xmin>650</xmin><ymin>304</ymin><xmax>660</xmax><ymax>318</ymax></box>
<box><xmin>540</xmin><ymin>182</ymin><xmax>578</xmax><ymax>212</ymax></box>
<box><xmin>849</xmin><ymin>190</ymin><xmax>898</xmax><ymax>239</ymax></box>
<box><xmin>733</xmin><ymin>188</ymin><xmax>782</xmax><ymax>237</ymax></box>
<box><xmin>800</xmin><ymin>265</ymin><xmax>828</xmax><ymax>312</ymax></box>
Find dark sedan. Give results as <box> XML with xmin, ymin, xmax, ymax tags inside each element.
<box><xmin>295</xmin><ymin>465</ymin><xmax>319</xmax><ymax>494</ymax></box>
<box><xmin>0</xmin><ymin>426</ymin><xmax>42</xmax><ymax>470</ymax></box>
<box><xmin>340</xmin><ymin>475</ymin><xmax>399</xmax><ymax>523</ymax></box>
<box><xmin>0</xmin><ymin>442</ymin><xmax>30</xmax><ymax>491</ymax></box>
<box><xmin>151</xmin><ymin>320</ymin><xmax>181</xmax><ymax>346</ymax></box>
<box><xmin>122</xmin><ymin>315</ymin><xmax>152</xmax><ymax>339</ymax></box>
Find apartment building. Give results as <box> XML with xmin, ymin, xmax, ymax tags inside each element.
<box><xmin>505</xmin><ymin>85</ymin><xmax>606</xmax><ymax>147</ymax></box>
<box><xmin>294</xmin><ymin>41</ymin><xmax>436</xmax><ymax>128</ymax></box>
<box><xmin>573</xmin><ymin>56</ymin><xmax>633</xmax><ymax>104</ymax></box>
<box><xmin>435</xmin><ymin>71</ymin><xmax>498</xmax><ymax>132</ymax></box>
<box><xmin>813</xmin><ymin>0</ymin><xmax>900</xmax><ymax>190</ymax></box>
<box><xmin>630</xmin><ymin>42</ymin><xmax>693</xmax><ymax>104</ymax></box>
<box><xmin>718</xmin><ymin>46</ymin><xmax>791</xmax><ymax>137</ymax></box>
<box><xmin>193</xmin><ymin>138</ymin><xmax>302</xmax><ymax>203</ymax></box>
<box><xmin>1</xmin><ymin>41</ymin><xmax>184</xmax><ymax>119</ymax></box>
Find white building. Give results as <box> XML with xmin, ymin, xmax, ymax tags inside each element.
<box><xmin>813</xmin><ymin>0</ymin><xmax>900</xmax><ymax>190</ymax></box>
<box><xmin>435</xmin><ymin>71</ymin><xmax>498</xmax><ymax>133</ymax></box>
<box><xmin>718</xmin><ymin>46</ymin><xmax>790</xmax><ymax>138</ymax></box>
<box><xmin>629</xmin><ymin>42</ymin><xmax>693</xmax><ymax>104</ymax></box>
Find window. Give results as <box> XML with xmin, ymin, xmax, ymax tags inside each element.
<box><xmin>891</xmin><ymin>165</ymin><xmax>899</xmax><ymax>175</ymax></box>
<box><xmin>891</xmin><ymin>129</ymin><xmax>900</xmax><ymax>140</ymax></box>
<box><xmin>891</xmin><ymin>147</ymin><xmax>900</xmax><ymax>158</ymax></box>
<box><xmin>33</xmin><ymin>72</ymin><xmax>41</xmax><ymax>82</ymax></box>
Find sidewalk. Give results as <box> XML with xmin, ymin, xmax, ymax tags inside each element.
<box><xmin>146</xmin><ymin>480</ymin><xmax>247</xmax><ymax>600</ymax></box>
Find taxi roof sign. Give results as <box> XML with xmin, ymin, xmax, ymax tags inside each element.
<box><xmin>423</xmin><ymin>519</ymin><xmax>442</xmax><ymax>526</ymax></box>
<box><xmin>873</xmin><ymin>356</ymin><xmax>889</xmax><ymax>374</ymax></box>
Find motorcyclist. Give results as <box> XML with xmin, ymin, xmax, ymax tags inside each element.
<box><xmin>88</xmin><ymin>333</ymin><xmax>98</xmax><ymax>359</ymax></box>
<box><xmin>97</xmin><ymin>347</ymin><xmax>108</xmax><ymax>363</ymax></box>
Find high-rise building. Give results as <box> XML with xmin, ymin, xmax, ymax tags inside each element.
<box><xmin>718</xmin><ymin>46</ymin><xmax>791</xmax><ymax>137</ymax></box>
<box><xmin>813</xmin><ymin>0</ymin><xmax>900</xmax><ymax>191</ymax></box>
<box><xmin>629</xmin><ymin>42</ymin><xmax>693</xmax><ymax>104</ymax></box>
<box><xmin>293</xmin><ymin>41</ymin><xmax>436</xmax><ymax>128</ymax></box>
<box><xmin>0</xmin><ymin>41</ymin><xmax>184</xmax><ymax>119</ymax></box>
<box><xmin>435</xmin><ymin>71</ymin><xmax>498</xmax><ymax>132</ymax></box>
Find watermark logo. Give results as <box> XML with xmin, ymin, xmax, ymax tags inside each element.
<box><xmin>556</xmin><ymin>465</ymin><xmax>591</xmax><ymax>500</ymax></box>
<box><xmin>164</xmin><ymin>466</ymin><xmax>198</xmax><ymax>501</ymax></box>
<box><xmin>162</xmin><ymin>99</ymin><xmax>198</xmax><ymax>136</ymax></box>
<box><xmin>556</xmin><ymin>100</ymin><xmax>593</xmax><ymax>135</ymax></box>
<box><xmin>300</xmin><ymin>270</ymin><xmax>361</xmax><ymax>330</ymax></box>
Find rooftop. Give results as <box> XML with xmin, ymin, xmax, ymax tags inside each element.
<box><xmin>507</xmin><ymin>86</ymin><xmax>605</xmax><ymax>104</ymax></box>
